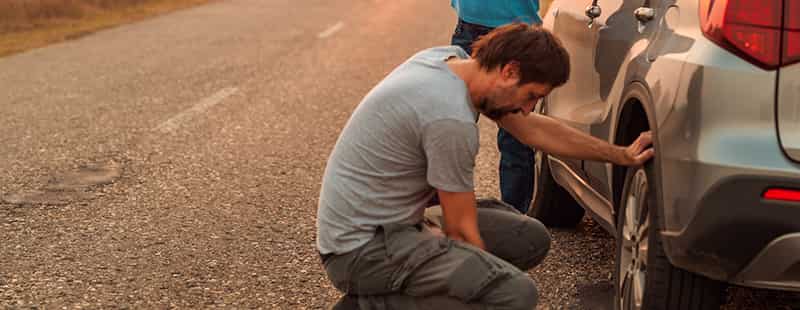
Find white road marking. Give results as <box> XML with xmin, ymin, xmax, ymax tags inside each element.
<box><xmin>155</xmin><ymin>87</ymin><xmax>239</xmax><ymax>133</ymax></box>
<box><xmin>318</xmin><ymin>21</ymin><xmax>344</xmax><ymax>39</ymax></box>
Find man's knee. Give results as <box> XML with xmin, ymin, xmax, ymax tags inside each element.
<box><xmin>488</xmin><ymin>274</ymin><xmax>539</xmax><ymax>310</ymax></box>
<box><xmin>476</xmin><ymin>198</ymin><xmax>521</xmax><ymax>214</ymax></box>
<box><xmin>447</xmin><ymin>247</ymin><xmax>538</xmax><ymax>309</ymax></box>
<box><xmin>478</xmin><ymin>208</ymin><xmax>552</xmax><ymax>270</ymax></box>
<box><xmin>516</xmin><ymin>218</ymin><xmax>551</xmax><ymax>270</ymax></box>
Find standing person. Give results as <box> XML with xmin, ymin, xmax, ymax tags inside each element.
<box><xmin>451</xmin><ymin>0</ymin><xmax>543</xmax><ymax>214</ymax></box>
<box><xmin>317</xmin><ymin>24</ymin><xmax>654</xmax><ymax>309</ymax></box>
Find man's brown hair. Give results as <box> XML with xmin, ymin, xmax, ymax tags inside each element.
<box><xmin>471</xmin><ymin>23</ymin><xmax>570</xmax><ymax>87</ymax></box>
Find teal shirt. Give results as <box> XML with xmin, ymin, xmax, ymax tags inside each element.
<box><xmin>451</xmin><ymin>0</ymin><xmax>542</xmax><ymax>27</ymax></box>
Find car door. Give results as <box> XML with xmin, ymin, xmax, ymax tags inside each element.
<box><xmin>543</xmin><ymin>0</ymin><xmax>626</xmax><ymax>223</ymax></box>
<box><xmin>582</xmin><ymin>0</ymin><xmax>681</xmax><ymax>208</ymax></box>
<box><xmin>542</xmin><ymin>1</ymin><xmax>618</xmax><ymax>226</ymax></box>
<box><xmin>544</xmin><ymin>0</ymin><xmax>610</xmax><ymax>127</ymax></box>
<box><xmin>545</xmin><ymin>0</ymin><xmax>662</xmax><ymax>221</ymax></box>
<box><xmin>582</xmin><ymin>0</ymin><xmax>657</xmax><ymax>205</ymax></box>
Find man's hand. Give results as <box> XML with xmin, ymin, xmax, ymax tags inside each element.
<box><xmin>615</xmin><ymin>131</ymin><xmax>655</xmax><ymax>167</ymax></box>
<box><xmin>437</xmin><ymin>190</ymin><xmax>485</xmax><ymax>250</ymax></box>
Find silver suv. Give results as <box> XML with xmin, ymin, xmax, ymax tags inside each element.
<box><xmin>531</xmin><ymin>0</ymin><xmax>800</xmax><ymax>308</ymax></box>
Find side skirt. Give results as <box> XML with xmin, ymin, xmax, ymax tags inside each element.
<box><xmin>548</xmin><ymin>156</ymin><xmax>616</xmax><ymax>234</ymax></box>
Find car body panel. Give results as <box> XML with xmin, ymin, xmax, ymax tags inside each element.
<box><xmin>545</xmin><ymin>0</ymin><xmax>695</xmax><ymax>227</ymax></box>
<box><xmin>585</xmin><ymin>1</ymin><xmax>697</xmax><ymax>214</ymax></box>
<box><xmin>542</xmin><ymin>0</ymin><xmax>800</xmax><ymax>290</ymax></box>
<box><xmin>733</xmin><ymin>232</ymin><xmax>800</xmax><ymax>291</ymax></box>
<box><xmin>548</xmin><ymin>156</ymin><xmax>616</xmax><ymax>233</ymax></box>
<box><xmin>778</xmin><ymin>63</ymin><xmax>800</xmax><ymax>162</ymax></box>
<box><xmin>545</xmin><ymin>1</ymin><xmax>606</xmax><ymax>126</ymax></box>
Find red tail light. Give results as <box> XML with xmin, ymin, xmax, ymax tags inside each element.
<box><xmin>763</xmin><ymin>188</ymin><xmax>800</xmax><ymax>202</ymax></box>
<box><xmin>700</xmin><ymin>0</ymin><xmax>799</xmax><ymax>70</ymax></box>
<box><xmin>784</xmin><ymin>0</ymin><xmax>800</xmax><ymax>66</ymax></box>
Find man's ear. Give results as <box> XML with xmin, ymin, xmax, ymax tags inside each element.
<box><xmin>501</xmin><ymin>61</ymin><xmax>521</xmax><ymax>82</ymax></box>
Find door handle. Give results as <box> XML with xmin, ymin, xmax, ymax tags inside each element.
<box><xmin>586</xmin><ymin>4</ymin><xmax>602</xmax><ymax>19</ymax></box>
<box><xmin>634</xmin><ymin>7</ymin><xmax>655</xmax><ymax>23</ymax></box>
<box><xmin>634</xmin><ymin>7</ymin><xmax>655</xmax><ymax>32</ymax></box>
<box><xmin>585</xmin><ymin>0</ymin><xmax>601</xmax><ymax>28</ymax></box>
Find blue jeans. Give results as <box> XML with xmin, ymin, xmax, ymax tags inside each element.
<box><xmin>451</xmin><ymin>19</ymin><xmax>536</xmax><ymax>214</ymax></box>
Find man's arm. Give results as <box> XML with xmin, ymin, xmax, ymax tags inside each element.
<box><xmin>436</xmin><ymin>190</ymin><xmax>485</xmax><ymax>250</ymax></box>
<box><xmin>498</xmin><ymin>112</ymin><xmax>654</xmax><ymax>166</ymax></box>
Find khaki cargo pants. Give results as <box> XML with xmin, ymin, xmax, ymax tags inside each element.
<box><xmin>322</xmin><ymin>199</ymin><xmax>552</xmax><ymax>309</ymax></box>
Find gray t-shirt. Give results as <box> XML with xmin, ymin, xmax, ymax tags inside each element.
<box><xmin>316</xmin><ymin>46</ymin><xmax>478</xmax><ymax>255</ymax></box>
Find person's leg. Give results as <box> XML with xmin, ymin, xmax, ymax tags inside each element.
<box><xmin>474</xmin><ymin>198</ymin><xmax>550</xmax><ymax>269</ymax></box>
<box><xmin>497</xmin><ymin>128</ymin><xmax>536</xmax><ymax>213</ymax></box>
<box><xmin>323</xmin><ymin>226</ymin><xmax>478</xmax><ymax>310</ymax></box>
<box><xmin>353</xmin><ymin>294</ymin><xmax>482</xmax><ymax>310</ymax></box>
<box><xmin>331</xmin><ymin>295</ymin><xmax>359</xmax><ymax>310</ymax></box>
<box><xmin>424</xmin><ymin>198</ymin><xmax>551</xmax><ymax>270</ymax></box>
<box><xmin>324</xmin><ymin>219</ymin><xmax>547</xmax><ymax>310</ymax></box>
<box><xmin>395</xmin><ymin>226</ymin><xmax>541</xmax><ymax>310</ymax></box>
<box><xmin>409</xmin><ymin>255</ymin><xmax>539</xmax><ymax>310</ymax></box>
<box><xmin>402</xmin><ymin>201</ymin><xmax>551</xmax><ymax>308</ymax></box>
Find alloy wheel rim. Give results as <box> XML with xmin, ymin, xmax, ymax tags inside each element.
<box><xmin>618</xmin><ymin>169</ymin><xmax>649</xmax><ymax>310</ymax></box>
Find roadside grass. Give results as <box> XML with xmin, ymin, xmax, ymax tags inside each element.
<box><xmin>0</xmin><ymin>0</ymin><xmax>212</xmax><ymax>57</ymax></box>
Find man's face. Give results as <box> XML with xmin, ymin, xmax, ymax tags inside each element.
<box><xmin>478</xmin><ymin>66</ymin><xmax>553</xmax><ymax>121</ymax></box>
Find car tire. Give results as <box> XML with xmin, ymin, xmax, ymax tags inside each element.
<box><xmin>614</xmin><ymin>165</ymin><xmax>724</xmax><ymax>310</ymax></box>
<box><xmin>527</xmin><ymin>151</ymin><xmax>585</xmax><ymax>227</ymax></box>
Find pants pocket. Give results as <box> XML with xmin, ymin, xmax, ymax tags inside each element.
<box><xmin>447</xmin><ymin>243</ymin><xmax>519</xmax><ymax>301</ymax></box>
<box><xmin>351</xmin><ymin>244</ymin><xmax>394</xmax><ymax>295</ymax></box>
<box><xmin>383</xmin><ymin>224</ymin><xmax>452</xmax><ymax>291</ymax></box>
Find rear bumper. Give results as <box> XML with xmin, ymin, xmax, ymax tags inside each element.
<box><xmin>733</xmin><ymin>232</ymin><xmax>800</xmax><ymax>291</ymax></box>
<box><xmin>661</xmin><ymin>176</ymin><xmax>800</xmax><ymax>291</ymax></box>
<box><xmin>654</xmin><ymin>49</ymin><xmax>800</xmax><ymax>290</ymax></box>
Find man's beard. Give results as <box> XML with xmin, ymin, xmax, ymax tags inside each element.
<box><xmin>478</xmin><ymin>98</ymin><xmax>520</xmax><ymax>121</ymax></box>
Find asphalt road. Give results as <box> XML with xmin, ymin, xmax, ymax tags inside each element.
<box><xmin>0</xmin><ymin>0</ymin><xmax>797</xmax><ymax>308</ymax></box>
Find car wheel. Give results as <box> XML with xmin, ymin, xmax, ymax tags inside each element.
<box><xmin>527</xmin><ymin>151</ymin><xmax>585</xmax><ymax>227</ymax></box>
<box><xmin>614</xmin><ymin>166</ymin><xmax>724</xmax><ymax>310</ymax></box>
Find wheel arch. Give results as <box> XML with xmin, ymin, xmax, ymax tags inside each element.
<box><xmin>612</xmin><ymin>82</ymin><xmax>663</xmax><ymax>229</ymax></box>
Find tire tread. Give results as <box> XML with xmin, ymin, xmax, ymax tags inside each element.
<box><xmin>616</xmin><ymin>166</ymin><xmax>724</xmax><ymax>310</ymax></box>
